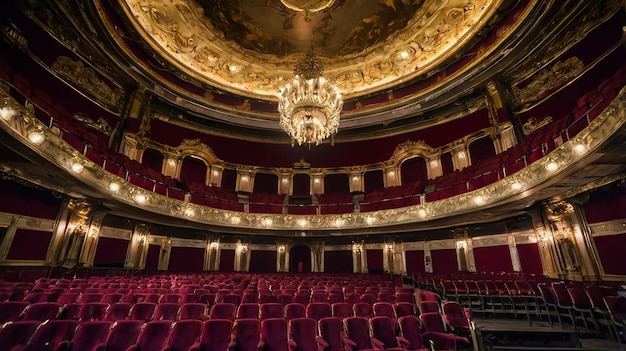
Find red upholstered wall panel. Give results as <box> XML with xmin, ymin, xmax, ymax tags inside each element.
<box><xmin>141</xmin><ymin>148</ymin><xmax>164</xmax><ymax>173</ymax></box>
<box><xmin>93</xmin><ymin>237</ymin><xmax>129</xmax><ymax>266</ymax></box>
<box><xmin>324</xmin><ymin>173</ymin><xmax>350</xmax><ymax>194</ymax></box>
<box><xmin>516</xmin><ymin>243</ymin><xmax>543</xmax><ymax>275</ymax></box>
<box><xmin>430</xmin><ymin>249</ymin><xmax>458</xmax><ymax>273</ymax></box>
<box><xmin>168</xmin><ymin>246</ymin><xmax>205</xmax><ymax>272</ymax></box>
<box><xmin>0</xmin><ymin>179</ymin><xmax>61</xmax><ymax>220</ymax></box>
<box><xmin>405</xmin><ymin>250</ymin><xmax>425</xmax><ymax>274</ymax></box>
<box><xmin>473</xmin><ymin>246</ymin><xmax>514</xmax><ymax>273</ymax></box>
<box><xmin>6</xmin><ymin>229</ymin><xmax>52</xmax><ymax>261</ymax></box>
<box><xmin>401</xmin><ymin>157</ymin><xmax>428</xmax><ymax>184</ymax></box>
<box><xmin>324</xmin><ymin>251</ymin><xmax>353</xmax><ymax>274</ymax></box>
<box><xmin>222</xmin><ymin>168</ymin><xmax>238</xmax><ymax>192</ymax></box>
<box><xmin>249</xmin><ymin>250</ymin><xmax>277</xmax><ymax>273</ymax></box>
<box><xmin>289</xmin><ymin>245</ymin><xmax>311</xmax><ymax>273</ymax></box>
<box><xmin>594</xmin><ymin>233</ymin><xmax>626</xmax><ymax>275</ymax></box>
<box><xmin>180</xmin><ymin>156</ymin><xmax>207</xmax><ymax>185</ymax></box>
<box><xmin>364</xmin><ymin>170</ymin><xmax>384</xmax><ymax>192</ymax></box>
<box><xmin>253</xmin><ymin>172</ymin><xmax>278</xmax><ymax>194</ymax></box>
<box><xmin>468</xmin><ymin>136</ymin><xmax>496</xmax><ymax>164</ymax></box>
<box><xmin>219</xmin><ymin>249</ymin><xmax>236</xmax><ymax>272</ymax></box>
<box><xmin>366</xmin><ymin>249</ymin><xmax>384</xmax><ymax>274</ymax></box>
<box><xmin>145</xmin><ymin>244</ymin><xmax>161</xmax><ymax>272</ymax></box>
<box><xmin>583</xmin><ymin>184</ymin><xmax>626</xmax><ymax>223</ymax></box>
<box><xmin>293</xmin><ymin>174</ymin><xmax>310</xmax><ymax>197</ymax></box>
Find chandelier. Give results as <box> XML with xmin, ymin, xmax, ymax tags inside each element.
<box><xmin>278</xmin><ymin>53</ymin><xmax>343</xmax><ymax>146</ymax></box>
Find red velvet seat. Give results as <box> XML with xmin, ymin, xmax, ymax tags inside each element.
<box><xmin>288</xmin><ymin>318</ymin><xmax>322</xmax><ymax>351</ymax></box>
<box><xmin>0</xmin><ymin>301</ymin><xmax>29</xmax><ymax>323</ymax></box>
<box><xmin>189</xmin><ymin>319</ymin><xmax>233</xmax><ymax>351</ymax></box>
<box><xmin>369</xmin><ymin>316</ymin><xmax>408</xmax><ymax>350</ymax></box>
<box><xmin>77</xmin><ymin>302</ymin><xmax>110</xmax><ymax>322</ymax></box>
<box><xmin>57</xmin><ymin>321</ymin><xmax>112</xmax><ymax>351</ymax></box>
<box><xmin>229</xmin><ymin>318</ymin><xmax>261</xmax><ymax>351</ymax></box>
<box><xmin>130</xmin><ymin>302</ymin><xmax>157</xmax><ymax>322</ymax></box>
<box><xmin>21</xmin><ymin>302</ymin><xmax>62</xmax><ymax>321</ymax></box>
<box><xmin>318</xmin><ymin>317</ymin><xmax>347</xmax><ymax>351</ymax></box>
<box><xmin>237</xmin><ymin>303</ymin><xmax>260</xmax><ymax>319</ymax></box>
<box><xmin>0</xmin><ymin>320</ymin><xmax>40</xmax><ymax>350</ymax></box>
<box><xmin>306</xmin><ymin>302</ymin><xmax>332</xmax><ymax>322</ymax></box>
<box><xmin>352</xmin><ymin>302</ymin><xmax>373</xmax><ymax>318</ymax></box>
<box><xmin>210</xmin><ymin>303</ymin><xmax>237</xmax><ymax>320</ymax></box>
<box><xmin>126</xmin><ymin>320</ymin><xmax>172</xmax><ymax>351</ymax></box>
<box><xmin>162</xmin><ymin>319</ymin><xmax>203</xmax><ymax>351</ymax></box>
<box><xmin>331</xmin><ymin>302</ymin><xmax>353</xmax><ymax>319</ymax></box>
<box><xmin>419</xmin><ymin>312</ymin><xmax>469</xmax><ymax>351</ymax></box>
<box><xmin>397</xmin><ymin>315</ymin><xmax>431</xmax><ymax>351</ymax></box>
<box><xmin>154</xmin><ymin>303</ymin><xmax>181</xmax><ymax>321</ymax></box>
<box><xmin>180</xmin><ymin>303</ymin><xmax>207</xmax><ymax>320</ymax></box>
<box><xmin>94</xmin><ymin>320</ymin><xmax>144</xmax><ymax>351</ymax></box>
<box><xmin>441</xmin><ymin>301</ymin><xmax>470</xmax><ymax>332</ymax></box>
<box><xmin>259</xmin><ymin>318</ymin><xmax>289</xmax><ymax>351</ymax></box>
<box><xmin>20</xmin><ymin>319</ymin><xmax>79</xmax><ymax>351</ymax></box>
<box><xmin>286</xmin><ymin>303</ymin><xmax>306</xmax><ymax>320</ymax></box>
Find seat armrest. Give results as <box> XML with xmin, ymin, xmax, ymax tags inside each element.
<box><xmin>93</xmin><ymin>343</ymin><xmax>107</xmax><ymax>351</ymax></box>
<box><xmin>257</xmin><ymin>339</ymin><xmax>266</xmax><ymax>351</ymax></box>
<box><xmin>125</xmin><ymin>345</ymin><xmax>139</xmax><ymax>351</ymax></box>
<box><xmin>160</xmin><ymin>346</ymin><xmax>172</xmax><ymax>351</ymax></box>
<box><xmin>396</xmin><ymin>335</ymin><xmax>410</xmax><ymax>349</ymax></box>
<box><xmin>370</xmin><ymin>337</ymin><xmax>384</xmax><ymax>350</ymax></box>
<box><xmin>315</xmin><ymin>336</ymin><xmax>329</xmax><ymax>348</ymax></box>
<box><xmin>54</xmin><ymin>341</ymin><xmax>70</xmax><ymax>351</ymax></box>
<box><xmin>189</xmin><ymin>341</ymin><xmax>202</xmax><ymax>351</ymax></box>
<box><xmin>343</xmin><ymin>337</ymin><xmax>357</xmax><ymax>351</ymax></box>
<box><xmin>288</xmin><ymin>338</ymin><xmax>298</xmax><ymax>351</ymax></box>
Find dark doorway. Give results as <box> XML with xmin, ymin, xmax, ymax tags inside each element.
<box><xmin>289</xmin><ymin>245</ymin><xmax>311</xmax><ymax>273</ymax></box>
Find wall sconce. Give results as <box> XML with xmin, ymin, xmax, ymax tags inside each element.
<box><xmin>456</xmin><ymin>240</ymin><xmax>466</xmax><ymax>250</ymax></box>
<box><xmin>386</xmin><ymin>243</ymin><xmax>394</xmax><ymax>252</ymax></box>
<box><xmin>71</xmin><ymin>162</ymin><xmax>84</xmax><ymax>173</ymax></box>
<box><xmin>278</xmin><ymin>245</ymin><xmax>286</xmax><ymax>253</ymax></box>
<box><xmin>210</xmin><ymin>242</ymin><xmax>219</xmax><ymax>250</ymax></box>
<box><xmin>0</xmin><ymin>98</ymin><xmax>15</xmax><ymax>121</ymax></box>
<box><xmin>458</xmin><ymin>151</ymin><xmax>466</xmax><ymax>159</ymax></box>
<box><xmin>240</xmin><ymin>243</ymin><xmax>249</xmax><ymax>253</ymax></box>
<box><xmin>354</xmin><ymin>244</ymin><xmax>362</xmax><ymax>254</ymax></box>
<box><xmin>134</xmin><ymin>193</ymin><xmax>147</xmax><ymax>204</ymax></box>
<box><xmin>429</xmin><ymin>159</ymin><xmax>438</xmax><ymax>168</ymax></box>
<box><xmin>137</xmin><ymin>233</ymin><xmax>147</xmax><ymax>245</ymax></box>
<box><xmin>109</xmin><ymin>182</ymin><xmax>120</xmax><ymax>192</ymax></box>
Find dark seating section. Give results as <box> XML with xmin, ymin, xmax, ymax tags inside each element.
<box><xmin>1</xmin><ymin>271</ymin><xmax>624</xmax><ymax>349</ymax></box>
<box><xmin>1</xmin><ymin>49</ymin><xmax>625</xmax><ymax>215</ymax></box>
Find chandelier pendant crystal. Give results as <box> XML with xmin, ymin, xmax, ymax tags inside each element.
<box><xmin>278</xmin><ymin>53</ymin><xmax>343</xmax><ymax>146</ymax></box>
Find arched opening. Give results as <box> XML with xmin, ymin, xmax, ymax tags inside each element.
<box><xmin>289</xmin><ymin>245</ymin><xmax>311</xmax><ymax>273</ymax></box>
<box><xmin>323</xmin><ymin>173</ymin><xmax>350</xmax><ymax>194</ymax></box>
<box><xmin>468</xmin><ymin>136</ymin><xmax>496</xmax><ymax>165</ymax></box>
<box><xmin>180</xmin><ymin>155</ymin><xmax>207</xmax><ymax>186</ymax></box>
<box><xmin>292</xmin><ymin>174</ymin><xmax>310</xmax><ymax>198</ymax></box>
<box><xmin>364</xmin><ymin>170</ymin><xmax>384</xmax><ymax>192</ymax></box>
<box><xmin>400</xmin><ymin>157</ymin><xmax>428</xmax><ymax>184</ymax></box>
<box><xmin>141</xmin><ymin>148</ymin><xmax>164</xmax><ymax>174</ymax></box>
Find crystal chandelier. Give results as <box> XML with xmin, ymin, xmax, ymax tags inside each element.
<box><xmin>278</xmin><ymin>53</ymin><xmax>343</xmax><ymax>146</ymax></box>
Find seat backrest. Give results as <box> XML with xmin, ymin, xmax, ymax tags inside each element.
<box><xmin>102</xmin><ymin>320</ymin><xmax>144</xmax><ymax>351</ymax></box>
<box><xmin>56</xmin><ymin>293</ymin><xmax>80</xmax><ymax>305</ymax></box>
<box><xmin>551</xmin><ymin>282</ymin><xmax>572</xmax><ymax>305</ymax></box>
<box><xmin>306</xmin><ymin>302</ymin><xmax>331</xmax><ymax>322</ymax></box>
<box><xmin>285</xmin><ymin>303</ymin><xmax>306</xmax><ymax>320</ymax></box>
<box><xmin>67</xmin><ymin>321</ymin><xmax>113</xmax><ymax>350</ymax></box>
<box><xmin>537</xmin><ymin>283</ymin><xmax>556</xmax><ymax>304</ymax></box>
<box><xmin>130</xmin><ymin>302</ymin><xmax>157</xmax><ymax>322</ymax></box>
<box><xmin>260</xmin><ymin>303</ymin><xmax>284</xmax><ymax>320</ymax></box>
<box><xmin>604</xmin><ymin>296</ymin><xmax>626</xmax><ymax>321</ymax></box>
<box><xmin>223</xmin><ymin>294</ymin><xmax>242</xmax><ymax>306</ymax></box>
<box><xmin>394</xmin><ymin>302</ymin><xmax>415</xmax><ymax>317</ymax></box>
<box><xmin>154</xmin><ymin>302</ymin><xmax>181</xmax><ymax>321</ymax></box>
<box><xmin>180</xmin><ymin>302</ymin><xmax>207</xmax><ymax>320</ymax></box>
<box><xmin>101</xmin><ymin>293</ymin><xmax>124</xmax><ymax>304</ymax></box>
<box><xmin>289</xmin><ymin>318</ymin><xmax>318</xmax><ymax>351</ymax></box>
<box><xmin>343</xmin><ymin>316</ymin><xmax>371</xmax><ymax>350</ymax></box>
<box><xmin>23</xmin><ymin>319</ymin><xmax>79</xmax><ymax>351</ymax></box>
<box><xmin>0</xmin><ymin>301</ymin><xmax>29</xmax><ymax>323</ymax></box>
<box><xmin>165</xmin><ymin>319</ymin><xmax>203</xmax><ymax>351</ymax></box>
<box><xmin>78</xmin><ymin>293</ymin><xmax>104</xmax><ymax>303</ymax></box>
<box><xmin>419</xmin><ymin>301</ymin><xmax>440</xmax><ymax>314</ymax></box>
<box><xmin>369</xmin><ymin>316</ymin><xmax>398</xmax><ymax>348</ymax></box>
<box><xmin>584</xmin><ymin>286</ymin><xmax>606</xmax><ymax>309</ymax></box>
<box><xmin>210</xmin><ymin>303</ymin><xmax>237</xmax><ymax>320</ymax></box>
<box><xmin>22</xmin><ymin>302</ymin><xmax>61</xmax><ymax>321</ymax></box>
<box><xmin>237</xmin><ymin>303</ymin><xmax>260</xmax><ymax>319</ymax></box>
<box><xmin>318</xmin><ymin>317</ymin><xmax>343</xmax><ymax>350</ymax></box>
<box><xmin>77</xmin><ymin>302</ymin><xmax>110</xmax><ymax>322</ymax></box>
<box><xmin>104</xmin><ymin>302</ymin><xmax>132</xmax><ymax>321</ymax></box>
<box><xmin>0</xmin><ymin>320</ymin><xmax>40</xmax><ymax>350</ymax></box>
<box><xmin>566</xmin><ymin>287</ymin><xmax>592</xmax><ymax>308</ymax></box>
<box><xmin>398</xmin><ymin>315</ymin><xmax>427</xmax><ymax>350</ymax></box>
<box><xmin>352</xmin><ymin>302</ymin><xmax>373</xmax><ymax>318</ymax></box>
<box><xmin>442</xmin><ymin>301</ymin><xmax>469</xmax><ymax>330</ymax></box>
<box><xmin>419</xmin><ymin>312</ymin><xmax>446</xmax><ymax>333</ymax></box>
<box><xmin>260</xmin><ymin>318</ymin><xmax>288</xmax><ymax>351</ymax></box>
<box><xmin>331</xmin><ymin>302</ymin><xmax>353</xmax><ymax>319</ymax></box>
<box><xmin>231</xmin><ymin>318</ymin><xmax>261</xmax><ymax>351</ymax></box>
<box><xmin>360</xmin><ymin>293</ymin><xmax>376</xmax><ymax>305</ymax></box>
<box><xmin>134</xmin><ymin>320</ymin><xmax>172</xmax><ymax>351</ymax></box>
<box><xmin>159</xmin><ymin>293</ymin><xmax>182</xmax><ymax>303</ymax></box>
<box><xmin>198</xmin><ymin>319</ymin><xmax>233</xmax><ymax>351</ymax></box>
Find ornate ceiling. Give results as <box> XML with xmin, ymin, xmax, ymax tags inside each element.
<box><xmin>119</xmin><ymin>0</ymin><xmax>502</xmax><ymax>100</ymax></box>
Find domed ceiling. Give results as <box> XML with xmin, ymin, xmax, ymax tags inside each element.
<box><xmin>110</xmin><ymin>0</ymin><xmax>518</xmax><ymax>137</ymax></box>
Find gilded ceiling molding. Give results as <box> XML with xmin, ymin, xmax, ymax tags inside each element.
<box><xmin>52</xmin><ymin>56</ymin><xmax>124</xmax><ymax>109</ymax></box>
<box><xmin>509</xmin><ymin>0</ymin><xmax>622</xmax><ymax>83</ymax></box>
<box><xmin>113</xmin><ymin>0</ymin><xmax>504</xmax><ymax>100</ymax></box>
<box><xmin>512</xmin><ymin>57</ymin><xmax>584</xmax><ymax>106</ymax></box>
<box><xmin>0</xmin><ymin>85</ymin><xmax>624</xmax><ymax>234</ymax></box>
<box><xmin>390</xmin><ymin>140</ymin><xmax>437</xmax><ymax>165</ymax></box>
<box><xmin>522</xmin><ymin>116</ymin><xmax>553</xmax><ymax>136</ymax></box>
<box><xmin>72</xmin><ymin>113</ymin><xmax>113</xmax><ymax>136</ymax></box>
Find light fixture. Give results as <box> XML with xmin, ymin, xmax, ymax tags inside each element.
<box><xmin>278</xmin><ymin>53</ymin><xmax>343</xmax><ymax>146</ymax></box>
<box><xmin>546</xmin><ymin>161</ymin><xmax>559</xmax><ymax>172</ymax></box>
<box><xmin>71</xmin><ymin>162</ymin><xmax>84</xmax><ymax>173</ymax></box>
<box><xmin>28</xmin><ymin>130</ymin><xmax>45</xmax><ymax>145</ymax></box>
<box><xmin>109</xmin><ymin>182</ymin><xmax>120</xmax><ymax>192</ymax></box>
<box><xmin>134</xmin><ymin>193</ymin><xmax>146</xmax><ymax>204</ymax></box>
<box><xmin>0</xmin><ymin>98</ymin><xmax>14</xmax><ymax>121</ymax></box>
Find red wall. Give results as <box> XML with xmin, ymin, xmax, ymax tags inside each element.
<box><xmin>219</xmin><ymin>249</ymin><xmax>236</xmax><ymax>272</ymax></box>
<box><xmin>405</xmin><ymin>250</ymin><xmax>425</xmax><ymax>274</ymax></box>
<box><xmin>473</xmin><ymin>246</ymin><xmax>514</xmax><ymax>273</ymax></box>
<box><xmin>594</xmin><ymin>234</ymin><xmax>626</xmax><ymax>275</ymax></box>
<box><xmin>431</xmin><ymin>249</ymin><xmax>458</xmax><ymax>273</ymax></box>
<box><xmin>93</xmin><ymin>237</ymin><xmax>129</xmax><ymax>266</ymax></box>
<box><xmin>168</xmin><ymin>247</ymin><xmax>205</xmax><ymax>272</ymax></box>
<box><xmin>249</xmin><ymin>250</ymin><xmax>277</xmax><ymax>273</ymax></box>
<box><xmin>324</xmin><ymin>251</ymin><xmax>353</xmax><ymax>274</ymax></box>
<box><xmin>366</xmin><ymin>249</ymin><xmax>383</xmax><ymax>274</ymax></box>
<box><xmin>516</xmin><ymin>243</ymin><xmax>543</xmax><ymax>274</ymax></box>
<box><xmin>6</xmin><ymin>229</ymin><xmax>52</xmax><ymax>261</ymax></box>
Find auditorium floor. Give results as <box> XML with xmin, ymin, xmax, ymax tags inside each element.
<box><xmin>473</xmin><ymin>317</ymin><xmax>624</xmax><ymax>350</ymax></box>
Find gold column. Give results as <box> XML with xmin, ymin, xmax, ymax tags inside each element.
<box><xmin>157</xmin><ymin>238</ymin><xmax>172</xmax><ymax>271</ymax></box>
<box><xmin>206</xmin><ymin>238</ymin><xmax>220</xmax><ymax>271</ymax></box>
<box><xmin>454</xmin><ymin>229</ymin><xmax>469</xmax><ymax>272</ymax></box>
<box><xmin>276</xmin><ymin>242</ymin><xmax>288</xmax><ymax>272</ymax></box>
<box><xmin>78</xmin><ymin>208</ymin><xmax>108</xmax><ymax>266</ymax></box>
<box><xmin>312</xmin><ymin>241</ymin><xmax>325</xmax><ymax>272</ymax></box>
<box><xmin>53</xmin><ymin>200</ymin><xmax>94</xmax><ymax>268</ymax></box>
<box><xmin>529</xmin><ymin>208</ymin><xmax>559</xmax><ymax>278</ymax></box>
<box><xmin>127</xmin><ymin>224</ymin><xmax>149</xmax><ymax>269</ymax></box>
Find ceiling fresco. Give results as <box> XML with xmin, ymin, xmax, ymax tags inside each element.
<box><xmin>119</xmin><ymin>0</ymin><xmax>502</xmax><ymax>100</ymax></box>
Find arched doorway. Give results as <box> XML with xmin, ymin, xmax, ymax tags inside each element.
<box><xmin>289</xmin><ymin>245</ymin><xmax>311</xmax><ymax>273</ymax></box>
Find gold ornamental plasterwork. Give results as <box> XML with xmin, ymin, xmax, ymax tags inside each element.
<box><xmin>1</xmin><ymin>84</ymin><xmax>624</xmax><ymax>234</ymax></box>
<box><xmin>512</xmin><ymin>57</ymin><xmax>584</xmax><ymax>106</ymax></box>
<box><xmin>522</xmin><ymin>116</ymin><xmax>553</xmax><ymax>135</ymax></box>
<box><xmin>51</xmin><ymin>56</ymin><xmax>123</xmax><ymax>108</ymax></box>
<box><xmin>116</xmin><ymin>0</ymin><xmax>502</xmax><ymax>101</ymax></box>
<box><xmin>72</xmin><ymin>113</ymin><xmax>113</xmax><ymax>136</ymax></box>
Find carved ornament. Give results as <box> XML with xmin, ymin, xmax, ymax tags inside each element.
<box><xmin>72</xmin><ymin>113</ymin><xmax>112</xmax><ymax>136</ymax></box>
<box><xmin>522</xmin><ymin>116</ymin><xmax>553</xmax><ymax>135</ymax></box>
<box><xmin>512</xmin><ymin>57</ymin><xmax>584</xmax><ymax>106</ymax></box>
